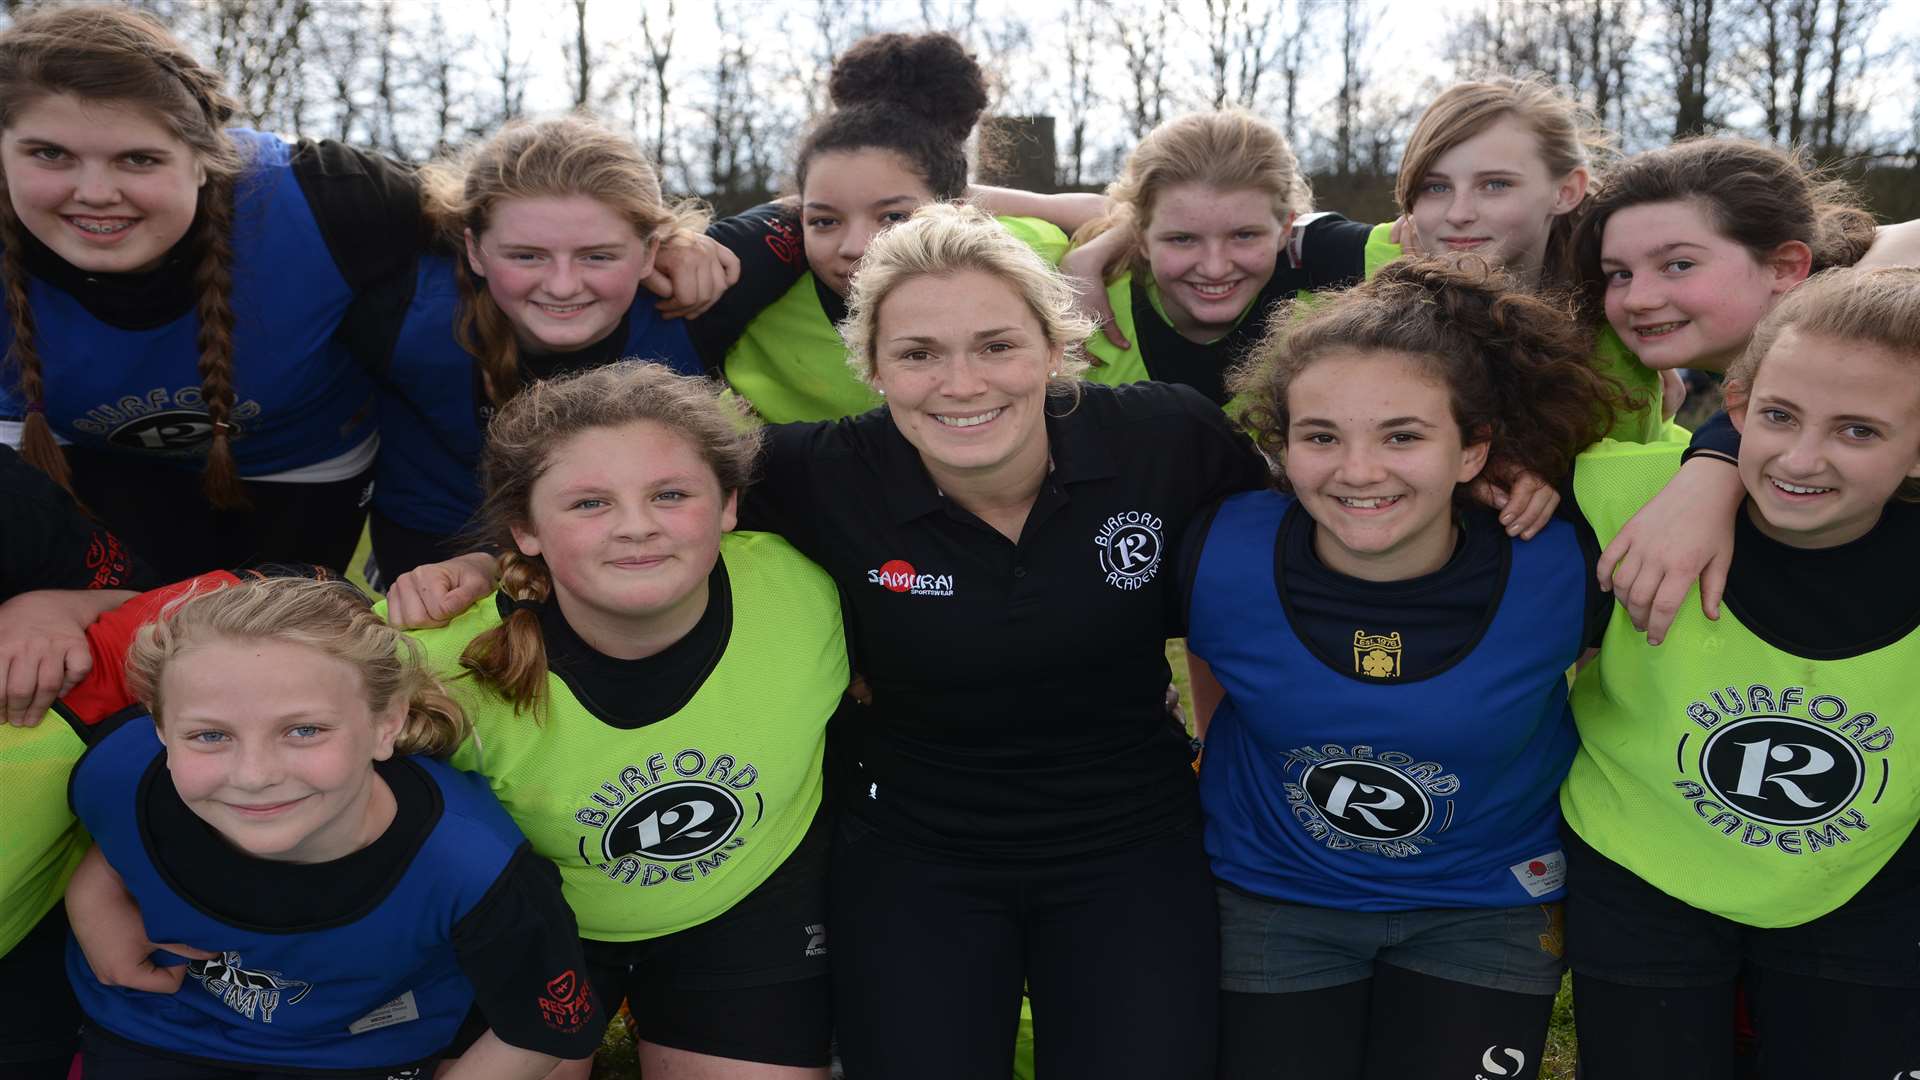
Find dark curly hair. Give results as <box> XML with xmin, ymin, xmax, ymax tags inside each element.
<box><xmin>1571</xmin><ymin>137</ymin><xmax>1876</xmax><ymax>317</ymax></box>
<box><xmin>794</xmin><ymin>32</ymin><xmax>988</xmax><ymax>201</ymax></box>
<box><xmin>1231</xmin><ymin>256</ymin><xmax>1623</xmax><ymax>492</ymax></box>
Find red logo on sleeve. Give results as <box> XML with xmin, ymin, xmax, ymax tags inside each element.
<box><xmin>537</xmin><ymin>969</ymin><xmax>595</xmax><ymax>1034</ymax></box>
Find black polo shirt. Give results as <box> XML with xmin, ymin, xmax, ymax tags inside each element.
<box><xmin>740</xmin><ymin>381</ymin><xmax>1271</xmax><ymax>861</ymax></box>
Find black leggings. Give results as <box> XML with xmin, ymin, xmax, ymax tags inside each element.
<box><xmin>1219</xmin><ymin>964</ymin><xmax>1555</xmax><ymax>1080</ymax></box>
<box><xmin>1573</xmin><ymin>969</ymin><xmax>1919</xmax><ymax>1079</ymax></box>
<box><xmin>0</xmin><ymin>905</ymin><xmax>81</xmax><ymax>1075</ymax></box>
<box><xmin>829</xmin><ymin>820</ymin><xmax>1219</xmax><ymax>1080</ymax></box>
<box><xmin>67</xmin><ymin>446</ymin><xmax>371</xmax><ymax>581</ymax></box>
<box><xmin>1563</xmin><ymin>822</ymin><xmax>1920</xmax><ymax>1078</ymax></box>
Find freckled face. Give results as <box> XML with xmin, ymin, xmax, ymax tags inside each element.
<box><xmin>800</xmin><ymin>149</ymin><xmax>935</xmax><ymax>297</ymax></box>
<box><xmin>466</xmin><ymin>195</ymin><xmax>659</xmax><ymax>353</ymax></box>
<box><xmin>510</xmin><ymin>421</ymin><xmax>737</xmax><ymax>643</ymax></box>
<box><xmin>1</xmin><ymin>93</ymin><xmax>206</xmax><ymax>274</ymax></box>
<box><xmin>158</xmin><ymin>638</ymin><xmax>403</xmax><ymax>864</ymax></box>
<box><xmin>1599</xmin><ymin>199</ymin><xmax>1803</xmax><ymax>373</ymax></box>
<box><xmin>1284</xmin><ymin>349</ymin><xmax>1488</xmax><ymax>582</ymax></box>
<box><xmin>1408</xmin><ymin>115</ymin><xmax>1585</xmax><ymax>278</ymax></box>
<box><xmin>1142</xmin><ymin>184</ymin><xmax>1288</xmax><ymax>343</ymax></box>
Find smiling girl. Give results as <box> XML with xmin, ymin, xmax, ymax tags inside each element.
<box><xmin>699</xmin><ymin>31</ymin><xmax>1099</xmax><ymax>425</ymax></box>
<box><xmin>1568</xmin><ymin>138</ymin><xmax>1917</xmax><ymax>641</ymax></box>
<box><xmin>63</xmin><ymin>575</ymin><xmax>598</xmax><ymax>1079</ymax></box>
<box><xmin>1188</xmin><ymin>257</ymin><xmax>1618</xmax><ymax>1080</ymax></box>
<box><xmin>365</xmin><ymin>116</ymin><xmax>787</xmax><ymax>583</ymax></box>
<box><xmin>0</xmin><ymin>6</ymin><xmax>426</xmax><ymax>578</ymax></box>
<box><xmin>397</xmin><ymin>362</ymin><xmax>847</xmax><ymax>1079</ymax></box>
<box><xmin>1560</xmin><ymin>266</ymin><xmax>1920</xmax><ymax>1078</ymax></box>
<box><xmin>1063</xmin><ymin>110</ymin><xmax>1373</xmax><ymax>406</ymax></box>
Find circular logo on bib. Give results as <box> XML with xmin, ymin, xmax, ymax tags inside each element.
<box><xmin>108</xmin><ymin>410</ymin><xmax>229</xmax><ymax>453</ymax></box>
<box><xmin>1699</xmin><ymin>715</ymin><xmax>1864</xmax><ymax>827</ymax></box>
<box><xmin>602</xmin><ymin>780</ymin><xmax>743</xmax><ymax>862</ymax></box>
<box><xmin>1299</xmin><ymin>759</ymin><xmax>1432</xmax><ymax>841</ymax></box>
<box><xmin>1095</xmin><ymin>510</ymin><xmax>1165</xmax><ymax>590</ymax></box>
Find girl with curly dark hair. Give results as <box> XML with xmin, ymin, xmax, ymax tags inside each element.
<box><xmin>1187</xmin><ymin>255</ymin><xmax>1623</xmax><ymax>1080</ymax></box>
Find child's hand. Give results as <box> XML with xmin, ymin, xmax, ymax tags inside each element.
<box><xmin>67</xmin><ymin>846</ymin><xmax>217</xmax><ymax>993</ymax></box>
<box><xmin>0</xmin><ymin>589</ymin><xmax>132</xmax><ymax>726</ymax></box>
<box><xmin>647</xmin><ymin>231</ymin><xmax>741</xmax><ymax>320</ymax></box>
<box><xmin>384</xmin><ymin>552</ymin><xmax>499</xmax><ymax>629</ymax></box>
<box><xmin>1597</xmin><ymin>457</ymin><xmax>1743</xmax><ymax>645</ymax></box>
<box><xmin>1061</xmin><ymin>230</ymin><xmax>1130</xmax><ymax>351</ymax></box>
<box><xmin>1468</xmin><ymin>468</ymin><xmax>1559</xmax><ymax>540</ymax></box>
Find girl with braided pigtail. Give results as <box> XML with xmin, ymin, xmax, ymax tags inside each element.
<box><xmin>0</xmin><ymin>5</ymin><xmax>417</xmax><ymax>579</ymax></box>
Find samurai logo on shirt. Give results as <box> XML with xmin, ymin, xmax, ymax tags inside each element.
<box><xmin>1671</xmin><ymin>683</ymin><xmax>1896</xmax><ymax>855</ymax></box>
<box><xmin>188</xmin><ymin>950</ymin><xmax>313</xmax><ymax>1023</ymax></box>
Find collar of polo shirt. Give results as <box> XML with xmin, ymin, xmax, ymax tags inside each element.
<box><xmin>875</xmin><ymin>400</ymin><xmax>1122</xmax><ymax>525</ymax></box>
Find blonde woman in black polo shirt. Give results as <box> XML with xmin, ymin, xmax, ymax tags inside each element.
<box><xmin>389</xmin><ymin>203</ymin><xmax>1271</xmax><ymax>1078</ymax></box>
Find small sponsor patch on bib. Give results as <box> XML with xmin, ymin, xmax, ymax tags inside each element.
<box><xmin>348</xmin><ymin>991</ymin><xmax>420</xmax><ymax>1034</ymax></box>
<box><xmin>1509</xmin><ymin>851</ymin><xmax>1566</xmax><ymax>898</ymax></box>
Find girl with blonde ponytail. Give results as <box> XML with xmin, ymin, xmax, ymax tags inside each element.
<box><xmin>399</xmin><ymin>361</ymin><xmax>847</xmax><ymax>1079</ymax></box>
<box><xmin>0</xmin><ymin>5</ymin><xmax>423</xmax><ymax>579</ymax></box>
<box><xmin>58</xmin><ymin>573</ymin><xmax>601</xmax><ymax>1077</ymax></box>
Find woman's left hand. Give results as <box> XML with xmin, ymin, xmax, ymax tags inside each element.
<box><xmin>647</xmin><ymin>231</ymin><xmax>741</xmax><ymax>319</ymax></box>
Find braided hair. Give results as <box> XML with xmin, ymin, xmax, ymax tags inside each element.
<box><xmin>0</xmin><ymin>5</ymin><xmax>248</xmax><ymax>506</ymax></box>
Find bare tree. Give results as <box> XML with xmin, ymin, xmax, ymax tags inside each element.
<box><xmin>415</xmin><ymin>3</ymin><xmax>471</xmax><ymax>157</ymax></box>
<box><xmin>486</xmin><ymin>0</ymin><xmax>528</xmax><ymax>125</ymax></box>
<box><xmin>364</xmin><ymin>1</ymin><xmax>401</xmax><ymax>155</ymax></box>
<box><xmin>304</xmin><ymin>1</ymin><xmax>369</xmax><ymax>143</ymax></box>
<box><xmin>639</xmin><ymin>0</ymin><xmax>677</xmax><ymax>174</ymax></box>
<box><xmin>194</xmin><ymin>0</ymin><xmax>314</xmax><ymax>131</ymax></box>
<box><xmin>1057</xmin><ymin>0</ymin><xmax>1098</xmax><ymax>185</ymax></box>
<box><xmin>1333</xmin><ymin>0</ymin><xmax>1373</xmax><ymax>176</ymax></box>
<box><xmin>1734</xmin><ymin>0</ymin><xmax>1825</xmax><ymax>145</ymax></box>
<box><xmin>1442</xmin><ymin>0</ymin><xmax>1639</xmax><ymax>139</ymax></box>
<box><xmin>1196</xmin><ymin>0</ymin><xmax>1281</xmax><ymax>110</ymax></box>
<box><xmin>1661</xmin><ymin>0</ymin><xmax>1719</xmax><ymax>138</ymax></box>
<box><xmin>1275</xmin><ymin>0</ymin><xmax>1310</xmax><ymax>147</ymax></box>
<box><xmin>697</xmin><ymin>0</ymin><xmax>785</xmax><ymax>207</ymax></box>
<box><xmin>1102</xmin><ymin>0</ymin><xmax>1172</xmax><ymax>140</ymax></box>
<box><xmin>564</xmin><ymin>0</ymin><xmax>592</xmax><ymax>110</ymax></box>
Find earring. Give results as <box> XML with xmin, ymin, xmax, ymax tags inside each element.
<box><xmin>1048</xmin><ymin>370</ymin><xmax>1059</xmax><ymax>377</ymax></box>
<box><xmin>877</xmin><ymin>388</ymin><xmax>886</xmax><ymax>397</ymax></box>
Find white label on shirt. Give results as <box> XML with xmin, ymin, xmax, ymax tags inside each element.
<box><xmin>348</xmin><ymin>991</ymin><xmax>420</xmax><ymax>1034</ymax></box>
<box><xmin>1508</xmin><ymin>851</ymin><xmax>1566</xmax><ymax>898</ymax></box>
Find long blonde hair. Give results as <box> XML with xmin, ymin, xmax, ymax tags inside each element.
<box><xmin>420</xmin><ymin>115</ymin><xmax>707</xmax><ymax>408</ymax></box>
<box><xmin>126</xmin><ymin>577</ymin><xmax>469</xmax><ymax>757</ymax></box>
<box><xmin>1074</xmin><ymin>109</ymin><xmax>1311</xmax><ymax>283</ymax></box>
